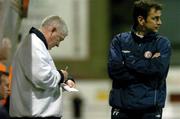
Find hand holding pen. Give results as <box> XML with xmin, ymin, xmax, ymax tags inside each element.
<box><xmin>60</xmin><ymin>66</ymin><xmax>69</xmax><ymax>80</ymax></box>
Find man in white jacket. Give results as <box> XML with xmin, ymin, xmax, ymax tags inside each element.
<box><xmin>10</xmin><ymin>15</ymin><xmax>75</xmax><ymax>119</ymax></box>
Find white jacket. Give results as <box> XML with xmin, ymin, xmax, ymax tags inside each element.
<box><xmin>10</xmin><ymin>28</ymin><xmax>63</xmax><ymax>117</ymax></box>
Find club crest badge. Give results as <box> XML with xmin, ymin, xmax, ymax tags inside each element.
<box><xmin>144</xmin><ymin>51</ymin><xmax>152</xmax><ymax>58</ymax></box>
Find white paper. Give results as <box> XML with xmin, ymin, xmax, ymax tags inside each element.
<box><xmin>61</xmin><ymin>83</ymin><xmax>79</xmax><ymax>92</ymax></box>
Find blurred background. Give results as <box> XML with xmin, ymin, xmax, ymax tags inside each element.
<box><xmin>0</xmin><ymin>0</ymin><xmax>180</xmax><ymax>119</ymax></box>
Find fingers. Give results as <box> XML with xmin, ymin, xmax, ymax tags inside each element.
<box><xmin>152</xmin><ymin>52</ymin><xmax>160</xmax><ymax>58</ymax></box>
<box><xmin>59</xmin><ymin>66</ymin><xmax>69</xmax><ymax>79</ymax></box>
<box><xmin>60</xmin><ymin>69</ymin><xmax>68</xmax><ymax>80</ymax></box>
<box><xmin>65</xmin><ymin>80</ymin><xmax>76</xmax><ymax>88</ymax></box>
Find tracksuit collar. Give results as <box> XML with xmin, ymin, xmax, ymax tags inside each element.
<box><xmin>131</xmin><ymin>26</ymin><xmax>159</xmax><ymax>43</ymax></box>
<box><xmin>29</xmin><ymin>27</ymin><xmax>48</xmax><ymax>49</ymax></box>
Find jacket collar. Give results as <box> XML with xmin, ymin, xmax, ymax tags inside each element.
<box><xmin>131</xmin><ymin>26</ymin><xmax>159</xmax><ymax>43</ymax></box>
<box><xmin>29</xmin><ymin>27</ymin><xmax>48</xmax><ymax>49</ymax></box>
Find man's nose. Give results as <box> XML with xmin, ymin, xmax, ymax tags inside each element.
<box><xmin>157</xmin><ymin>19</ymin><xmax>162</xmax><ymax>25</ymax></box>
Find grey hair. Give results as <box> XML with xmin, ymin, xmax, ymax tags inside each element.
<box><xmin>41</xmin><ymin>15</ymin><xmax>68</xmax><ymax>36</ymax></box>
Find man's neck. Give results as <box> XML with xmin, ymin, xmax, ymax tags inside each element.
<box><xmin>135</xmin><ymin>26</ymin><xmax>146</xmax><ymax>37</ymax></box>
<box><xmin>135</xmin><ymin>31</ymin><xmax>144</xmax><ymax>38</ymax></box>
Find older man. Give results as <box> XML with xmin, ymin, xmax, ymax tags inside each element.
<box><xmin>10</xmin><ymin>15</ymin><xmax>75</xmax><ymax>119</ymax></box>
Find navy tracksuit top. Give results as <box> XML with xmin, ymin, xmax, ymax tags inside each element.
<box><xmin>108</xmin><ymin>30</ymin><xmax>171</xmax><ymax>110</ymax></box>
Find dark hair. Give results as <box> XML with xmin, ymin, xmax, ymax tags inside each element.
<box><xmin>133</xmin><ymin>0</ymin><xmax>162</xmax><ymax>27</ymax></box>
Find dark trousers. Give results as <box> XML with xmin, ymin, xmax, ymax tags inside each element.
<box><xmin>10</xmin><ymin>117</ymin><xmax>61</xmax><ymax>119</ymax></box>
<box><xmin>0</xmin><ymin>106</ymin><xmax>10</xmax><ymax>119</ymax></box>
<box><xmin>111</xmin><ymin>107</ymin><xmax>162</xmax><ymax>119</ymax></box>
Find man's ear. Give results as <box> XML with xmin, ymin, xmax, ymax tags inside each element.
<box><xmin>48</xmin><ymin>26</ymin><xmax>56</xmax><ymax>37</ymax></box>
<box><xmin>51</xmin><ymin>27</ymin><xmax>56</xmax><ymax>33</ymax></box>
<box><xmin>137</xmin><ymin>16</ymin><xmax>145</xmax><ymax>26</ymax></box>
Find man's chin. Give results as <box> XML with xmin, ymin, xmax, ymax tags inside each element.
<box><xmin>153</xmin><ymin>29</ymin><xmax>158</xmax><ymax>33</ymax></box>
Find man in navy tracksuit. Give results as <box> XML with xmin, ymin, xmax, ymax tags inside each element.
<box><xmin>108</xmin><ymin>0</ymin><xmax>171</xmax><ymax>119</ymax></box>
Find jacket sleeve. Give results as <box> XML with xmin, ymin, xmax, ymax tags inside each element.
<box><xmin>108</xmin><ymin>35</ymin><xmax>130</xmax><ymax>81</ymax></box>
<box><xmin>30</xmin><ymin>38</ymin><xmax>62</xmax><ymax>90</ymax></box>
<box><xmin>125</xmin><ymin>37</ymin><xmax>171</xmax><ymax>77</ymax></box>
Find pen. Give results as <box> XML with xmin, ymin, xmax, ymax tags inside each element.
<box><xmin>65</xmin><ymin>66</ymin><xmax>68</xmax><ymax>71</ymax></box>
